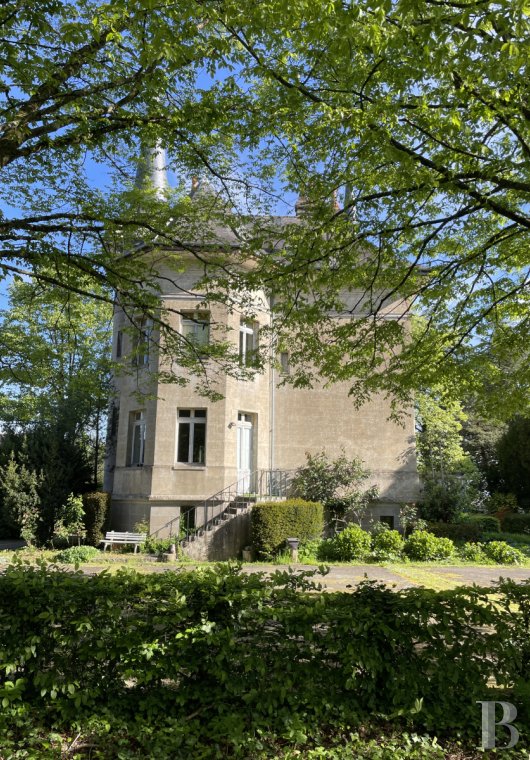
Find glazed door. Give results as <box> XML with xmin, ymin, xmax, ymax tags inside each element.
<box><xmin>236</xmin><ymin>413</ymin><xmax>253</xmax><ymax>493</ymax></box>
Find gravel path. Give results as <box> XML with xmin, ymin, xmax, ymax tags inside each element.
<box><xmin>78</xmin><ymin>562</ymin><xmax>530</xmax><ymax>591</ymax></box>
<box><xmin>241</xmin><ymin>564</ymin><xmax>530</xmax><ymax>591</ymax></box>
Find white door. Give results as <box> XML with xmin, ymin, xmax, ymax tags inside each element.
<box><xmin>237</xmin><ymin>413</ymin><xmax>253</xmax><ymax>493</ymax></box>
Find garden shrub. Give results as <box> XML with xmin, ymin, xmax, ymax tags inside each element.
<box><xmin>503</xmin><ymin>512</ymin><xmax>530</xmax><ymax>534</ymax></box>
<box><xmin>143</xmin><ymin>537</ymin><xmax>176</xmax><ymax>555</ymax></box>
<box><xmin>82</xmin><ymin>491</ymin><xmax>111</xmax><ymax>545</ymax></box>
<box><xmin>458</xmin><ymin>542</ymin><xmax>488</xmax><ymax>563</ymax></box>
<box><xmin>54</xmin><ymin>545</ymin><xmax>101</xmax><ymax>563</ymax></box>
<box><xmin>298</xmin><ymin>539</ymin><xmax>322</xmax><ymax>562</ymax></box>
<box><xmin>1</xmin><ymin>559</ymin><xmax>530</xmax><ymax>752</ymax></box>
<box><xmin>482</xmin><ymin>540</ymin><xmax>525</xmax><ymax>565</ymax></box>
<box><xmin>318</xmin><ymin>524</ymin><xmax>371</xmax><ymax>561</ymax></box>
<box><xmin>485</xmin><ymin>492</ymin><xmax>518</xmax><ymax>515</ymax></box>
<box><xmin>427</xmin><ymin>521</ymin><xmax>480</xmax><ymax>543</ymax></box>
<box><xmin>371</xmin><ymin>528</ymin><xmax>404</xmax><ymax>559</ymax></box>
<box><xmin>403</xmin><ymin>531</ymin><xmax>455</xmax><ymax>561</ymax></box>
<box><xmin>251</xmin><ymin>499</ymin><xmax>323</xmax><ymax>557</ymax></box>
<box><xmin>460</xmin><ymin>514</ymin><xmax>500</xmax><ymax>533</ymax></box>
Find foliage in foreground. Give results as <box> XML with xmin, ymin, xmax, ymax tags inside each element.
<box><xmin>1</xmin><ymin>560</ymin><xmax>530</xmax><ymax>758</ymax></box>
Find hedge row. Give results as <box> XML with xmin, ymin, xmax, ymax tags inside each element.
<box><xmin>1</xmin><ymin>560</ymin><xmax>530</xmax><ymax>755</ymax></box>
<box><xmin>427</xmin><ymin>521</ymin><xmax>481</xmax><ymax>542</ymax></box>
<box><xmin>503</xmin><ymin>513</ymin><xmax>530</xmax><ymax>534</ymax></box>
<box><xmin>461</xmin><ymin>514</ymin><xmax>501</xmax><ymax>533</ymax></box>
<box><xmin>251</xmin><ymin>499</ymin><xmax>323</xmax><ymax>556</ymax></box>
<box><xmin>317</xmin><ymin>527</ymin><xmax>525</xmax><ymax>563</ymax></box>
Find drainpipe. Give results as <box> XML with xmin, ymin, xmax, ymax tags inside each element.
<box><xmin>268</xmin><ymin>291</ymin><xmax>275</xmax><ymax>497</ymax></box>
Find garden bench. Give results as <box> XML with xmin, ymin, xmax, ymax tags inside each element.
<box><xmin>100</xmin><ymin>531</ymin><xmax>147</xmax><ymax>553</ymax></box>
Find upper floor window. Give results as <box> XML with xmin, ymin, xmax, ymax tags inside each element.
<box><xmin>181</xmin><ymin>311</ymin><xmax>210</xmax><ymax>349</ymax></box>
<box><xmin>177</xmin><ymin>409</ymin><xmax>206</xmax><ymax>464</ymax></box>
<box><xmin>239</xmin><ymin>320</ymin><xmax>258</xmax><ymax>367</ymax></box>
<box><xmin>128</xmin><ymin>411</ymin><xmax>146</xmax><ymax>466</ymax></box>
<box><xmin>279</xmin><ymin>351</ymin><xmax>290</xmax><ymax>375</ymax></box>
<box><xmin>132</xmin><ymin>316</ymin><xmax>152</xmax><ymax>367</ymax></box>
<box><xmin>116</xmin><ymin>330</ymin><xmax>123</xmax><ymax>359</ymax></box>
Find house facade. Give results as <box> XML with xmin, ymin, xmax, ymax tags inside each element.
<box><xmin>104</xmin><ymin>155</ymin><xmax>420</xmax><ymax>541</ymax></box>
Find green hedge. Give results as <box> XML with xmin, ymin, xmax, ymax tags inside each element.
<box><xmin>251</xmin><ymin>499</ymin><xmax>323</xmax><ymax>557</ymax></box>
<box><xmin>428</xmin><ymin>521</ymin><xmax>481</xmax><ymax>542</ymax></box>
<box><xmin>461</xmin><ymin>514</ymin><xmax>501</xmax><ymax>533</ymax></box>
<box><xmin>503</xmin><ymin>513</ymin><xmax>530</xmax><ymax>534</ymax></box>
<box><xmin>1</xmin><ymin>560</ymin><xmax>530</xmax><ymax>757</ymax></box>
<box><xmin>82</xmin><ymin>491</ymin><xmax>111</xmax><ymax>546</ymax></box>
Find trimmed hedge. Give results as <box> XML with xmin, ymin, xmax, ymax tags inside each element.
<box><xmin>82</xmin><ymin>491</ymin><xmax>111</xmax><ymax>546</ymax></box>
<box><xmin>461</xmin><ymin>514</ymin><xmax>501</xmax><ymax>533</ymax></box>
<box><xmin>251</xmin><ymin>499</ymin><xmax>323</xmax><ymax>557</ymax></box>
<box><xmin>1</xmin><ymin>559</ymin><xmax>530</xmax><ymax>755</ymax></box>
<box><xmin>428</xmin><ymin>521</ymin><xmax>481</xmax><ymax>543</ymax></box>
<box><xmin>503</xmin><ymin>512</ymin><xmax>530</xmax><ymax>534</ymax></box>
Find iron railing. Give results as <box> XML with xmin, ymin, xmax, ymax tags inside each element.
<box><xmin>149</xmin><ymin>468</ymin><xmax>293</xmax><ymax>543</ymax></box>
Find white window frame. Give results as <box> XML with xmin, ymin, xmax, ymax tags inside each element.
<box><xmin>132</xmin><ymin>316</ymin><xmax>152</xmax><ymax>367</ymax></box>
<box><xmin>177</xmin><ymin>409</ymin><xmax>207</xmax><ymax>465</ymax></box>
<box><xmin>181</xmin><ymin>311</ymin><xmax>210</xmax><ymax>349</ymax></box>
<box><xmin>239</xmin><ymin>320</ymin><xmax>258</xmax><ymax>367</ymax></box>
<box><xmin>129</xmin><ymin>411</ymin><xmax>146</xmax><ymax>466</ymax></box>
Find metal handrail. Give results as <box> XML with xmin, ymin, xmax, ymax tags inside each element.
<box><xmin>149</xmin><ymin>468</ymin><xmax>293</xmax><ymax>543</ymax></box>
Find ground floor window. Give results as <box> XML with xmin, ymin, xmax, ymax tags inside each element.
<box><xmin>177</xmin><ymin>409</ymin><xmax>206</xmax><ymax>464</ymax></box>
<box><xmin>379</xmin><ymin>515</ymin><xmax>395</xmax><ymax>529</ymax></box>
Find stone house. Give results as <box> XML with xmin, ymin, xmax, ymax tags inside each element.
<box><xmin>104</xmin><ymin>151</ymin><xmax>420</xmax><ymax>552</ymax></box>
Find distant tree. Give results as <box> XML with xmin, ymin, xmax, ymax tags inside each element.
<box><xmin>497</xmin><ymin>417</ymin><xmax>530</xmax><ymax>510</ymax></box>
<box><xmin>0</xmin><ymin>452</ymin><xmax>40</xmax><ymax>543</ymax></box>
<box><xmin>416</xmin><ymin>393</ymin><xmax>482</xmax><ymax>522</ymax></box>
<box><xmin>0</xmin><ymin>277</ymin><xmax>111</xmax><ymax>488</ymax></box>
<box><xmin>461</xmin><ymin>414</ymin><xmax>507</xmax><ymax>493</ymax></box>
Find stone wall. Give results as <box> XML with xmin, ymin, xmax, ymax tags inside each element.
<box><xmin>181</xmin><ymin>509</ymin><xmax>252</xmax><ymax>561</ymax></box>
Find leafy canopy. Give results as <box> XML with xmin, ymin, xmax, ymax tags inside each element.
<box><xmin>1</xmin><ymin>1</ymin><xmax>530</xmax><ymax>413</ymax></box>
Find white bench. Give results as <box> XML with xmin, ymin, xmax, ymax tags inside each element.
<box><xmin>100</xmin><ymin>531</ymin><xmax>147</xmax><ymax>553</ymax></box>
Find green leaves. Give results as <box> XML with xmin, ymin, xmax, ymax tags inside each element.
<box><xmin>1</xmin><ymin>561</ymin><xmax>530</xmax><ymax>754</ymax></box>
